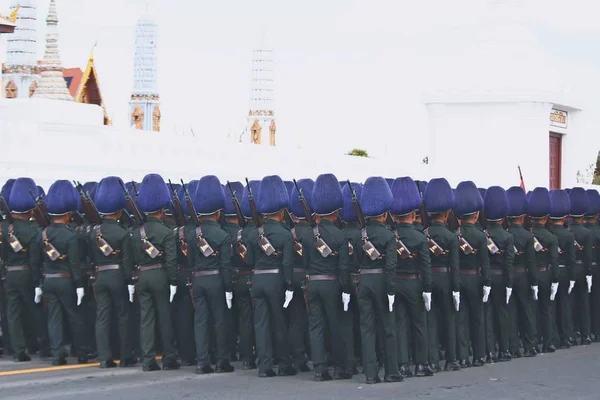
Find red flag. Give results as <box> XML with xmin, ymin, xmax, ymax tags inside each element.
<box><xmin>518</xmin><ymin>166</ymin><xmax>526</xmax><ymax>192</ymax></box>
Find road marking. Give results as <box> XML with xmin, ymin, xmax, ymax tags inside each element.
<box><xmin>0</xmin><ymin>362</ymin><xmax>101</xmax><ymax>376</ymax></box>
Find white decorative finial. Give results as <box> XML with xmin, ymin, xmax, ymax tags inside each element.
<box><xmin>33</xmin><ymin>0</ymin><xmax>73</xmax><ymax>101</ymax></box>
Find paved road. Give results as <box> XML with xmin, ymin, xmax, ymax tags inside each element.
<box><xmin>1</xmin><ymin>345</ymin><xmax>599</xmax><ymax>400</ymax></box>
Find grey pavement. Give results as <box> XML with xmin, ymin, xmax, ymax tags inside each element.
<box><xmin>1</xmin><ymin>345</ymin><xmax>599</xmax><ymax>400</ymax></box>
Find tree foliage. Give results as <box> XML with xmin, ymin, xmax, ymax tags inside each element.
<box><xmin>347</xmin><ymin>148</ymin><xmax>369</xmax><ymax>157</ymax></box>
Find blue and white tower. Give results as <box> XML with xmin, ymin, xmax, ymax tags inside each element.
<box><xmin>129</xmin><ymin>5</ymin><xmax>160</xmax><ymax>131</ymax></box>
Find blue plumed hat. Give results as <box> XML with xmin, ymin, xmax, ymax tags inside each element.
<box><xmin>1</xmin><ymin>179</ymin><xmax>16</xmax><ymax>210</ymax></box>
<box><xmin>390</xmin><ymin>177</ymin><xmax>421</xmax><ymax>216</ymax></box>
<box><xmin>37</xmin><ymin>186</ymin><xmax>45</xmax><ymax>198</ymax></box>
<box><xmin>9</xmin><ymin>178</ymin><xmax>38</xmax><ymax>213</ymax></box>
<box><xmin>341</xmin><ymin>182</ymin><xmax>362</xmax><ymax>222</ymax></box>
<box><xmin>257</xmin><ymin>175</ymin><xmax>289</xmax><ymax>214</ymax></box>
<box><xmin>95</xmin><ymin>176</ymin><xmax>126</xmax><ymax>214</ymax></box>
<box><xmin>284</xmin><ymin>181</ymin><xmax>294</xmax><ymax>197</ymax></box>
<box><xmin>454</xmin><ymin>181</ymin><xmax>483</xmax><ymax>217</ymax></box>
<box><xmin>586</xmin><ymin>189</ymin><xmax>600</xmax><ymax>216</ymax></box>
<box><xmin>46</xmin><ymin>180</ymin><xmax>78</xmax><ymax>215</ymax></box>
<box><xmin>180</xmin><ymin>180</ymin><xmax>199</xmax><ymax>216</ymax></box>
<box><xmin>289</xmin><ymin>178</ymin><xmax>314</xmax><ymax>218</ymax></box>
<box><xmin>385</xmin><ymin>178</ymin><xmax>394</xmax><ymax>189</ymax></box>
<box><xmin>483</xmin><ymin>186</ymin><xmax>508</xmax><ymax>220</ymax></box>
<box><xmin>423</xmin><ymin>178</ymin><xmax>454</xmax><ymax>213</ymax></box>
<box><xmin>361</xmin><ymin>176</ymin><xmax>392</xmax><ymax>217</ymax></box>
<box><xmin>506</xmin><ymin>186</ymin><xmax>528</xmax><ymax>217</ymax></box>
<box><xmin>192</xmin><ymin>175</ymin><xmax>225</xmax><ymax>215</ymax></box>
<box><xmin>338</xmin><ymin>180</ymin><xmax>347</xmax><ymax>190</ymax></box>
<box><xmin>478</xmin><ymin>188</ymin><xmax>487</xmax><ymax>201</ymax></box>
<box><xmin>569</xmin><ymin>187</ymin><xmax>590</xmax><ymax>217</ymax></box>
<box><xmin>241</xmin><ymin>180</ymin><xmax>261</xmax><ymax>218</ymax></box>
<box><xmin>138</xmin><ymin>173</ymin><xmax>170</xmax><ymax>214</ymax></box>
<box><xmin>549</xmin><ymin>190</ymin><xmax>571</xmax><ymax>219</ymax></box>
<box><xmin>312</xmin><ymin>174</ymin><xmax>343</xmax><ymax>215</ymax></box>
<box><xmin>223</xmin><ymin>181</ymin><xmax>244</xmax><ymax>216</ymax></box>
<box><xmin>528</xmin><ymin>187</ymin><xmax>551</xmax><ymax>218</ymax></box>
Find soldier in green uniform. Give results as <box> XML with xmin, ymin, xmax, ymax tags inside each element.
<box><xmin>356</xmin><ymin>177</ymin><xmax>403</xmax><ymax>384</ymax></box>
<box><xmin>132</xmin><ymin>173</ymin><xmax>180</xmax><ymax>371</ymax></box>
<box><xmin>301</xmin><ymin>173</ymin><xmax>352</xmax><ymax>381</ymax></box>
<box><xmin>585</xmin><ymin>190</ymin><xmax>600</xmax><ymax>341</ymax></box>
<box><xmin>390</xmin><ymin>177</ymin><xmax>433</xmax><ymax>377</ymax></box>
<box><xmin>547</xmin><ymin>190</ymin><xmax>575</xmax><ymax>348</ymax></box>
<box><xmin>528</xmin><ymin>188</ymin><xmax>559</xmax><ymax>353</ymax></box>
<box><xmin>413</xmin><ymin>181</ymin><xmax>427</xmax><ymax>234</ymax></box>
<box><xmin>287</xmin><ymin>179</ymin><xmax>313</xmax><ymax>372</ymax></box>
<box><xmin>422</xmin><ymin>178</ymin><xmax>461</xmax><ymax>372</ymax></box>
<box><xmin>1</xmin><ymin>178</ymin><xmax>43</xmax><ymax>361</ymax></box>
<box><xmin>482</xmin><ymin>187</ymin><xmax>515</xmax><ymax>362</ymax></box>
<box><xmin>250</xmin><ymin>175</ymin><xmax>296</xmax><ymax>378</ymax></box>
<box><xmin>187</xmin><ymin>175</ymin><xmax>235</xmax><ymax>374</ymax></box>
<box><xmin>454</xmin><ymin>181</ymin><xmax>490</xmax><ymax>367</ymax></box>
<box><xmin>1</xmin><ymin>179</ymin><xmax>16</xmax><ymax>357</ymax></box>
<box><xmin>88</xmin><ymin>177</ymin><xmax>136</xmax><ymax>368</ymax></box>
<box><xmin>567</xmin><ymin>188</ymin><xmax>593</xmax><ymax>345</ymax></box>
<box><xmin>340</xmin><ymin>183</ymin><xmax>363</xmax><ymax>374</ymax></box>
<box><xmin>505</xmin><ymin>187</ymin><xmax>538</xmax><ymax>358</ymax></box>
<box><xmin>36</xmin><ymin>180</ymin><xmax>89</xmax><ymax>365</ymax></box>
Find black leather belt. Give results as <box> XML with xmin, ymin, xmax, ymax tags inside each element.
<box><xmin>97</xmin><ymin>264</ymin><xmax>120</xmax><ymax>272</ymax></box>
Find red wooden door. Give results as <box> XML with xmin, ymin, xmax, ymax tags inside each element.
<box><xmin>549</xmin><ymin>133</ymin><xmax>562</xmax><ymax>189</ymax></box>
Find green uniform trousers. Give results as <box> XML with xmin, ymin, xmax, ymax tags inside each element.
<box><xmin>234</xmin><ymin>274</ymin><xmax>255</xmax><ymax>363</ymax></box>
<box><xmin>252</xmin><ymin>272</ymin><xmax>293</xmax><ymax>373</ymax></box>
<box><xmin>43</xmin><ymin>277</ymin><xmax>87</xmax><ymax>359</ymax></box>
<box><xmin>288</xmin><ymin>269</ymin><xmax>308</xmax><ymax>366</ymax></box>
<box><xmin>0</xmin><ymin>280</ymin><xmax>12</xmax><ymax>355</ymax></box>
<box><xmin>395</xmin><ymin>277</ymin><xmax>428</xmax><ymax>366</ymax></box>
<box><xmin>554</xmin><ymin>267</ymin><xmax>572</xmax><ymax>343</ymax></box>
<box><xmin>534</xmin><ymin>270</ymin><xmax>554</xmax><ymax>348</ymax></box>
<box><xmin>489</xmin><ymin>275</ymin><xmax>510</xmax><ymax>353</ymax></box>
<box><xmin>94</xmin><ymin>270</ymin><xmax>131</xmax><ymax>362</ymax></box>
<box><xmin>138</xmin><ymin>269</ymin><xmax>176</xmax><ymax>364</ymax></box>
<box><xmin>80</xmin><ymin>272</ymin><xmax>97</xmax><ymax>354</ymax></box>
<box><xmin>509</xmin><ymin>270</ymin><xmax>536</xmax><ymax>353</ymax></box>
<box><xmin>340</xmin><ymin>289</ymin><xmax>360</xmax><ymax>370</ymax></box>
<box><xmin>5</xmin><ymin>276</ymin><xmax>46</xmax><ymax>355</ymax></box>
<box><xmin>591</xmin><ymin>264</ymin><xmax>600</xmax><ymax>336</ymax></box>
<box><xmin>570</xmin><ymin>263</ymin><xmax>591</xmax><ymax>338</ymax></box>
<box><xmin>427</xmin><ymin>270</ymin><xmax>457</xmax><ymax>364</ymax></box>
<box><xmin>193</xmin><ymin>274</ymin><xmax>229</xmax><ymax>367</ymax></box>
<box><xmin>459</xmin><ymin>274</ymin><xmax>485</xmax><ymax>360</ymax></box>
<box><xmin>172</xmin><ymin>275</ymin><xmax>195</xmax><ymax>363</ymax></box>
<box><xmin>358</xmin><ymin>274</ymin><xmax>397</xmax><ymax>379</ymax></box>
<box><xmin>307</xmin><ymin>279</ymin><xmax>347</xmax><ymax>373</ymax></box>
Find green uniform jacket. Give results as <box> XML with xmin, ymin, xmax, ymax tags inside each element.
<box><xmin>241</xmin><ymin>221</ymin><xmax>259</xmax><ymax>268</ymax></box>
<box><xmin>413</xmin><ymin>221</ymin><xmax>424</xmax><ymax>234</ymax></box>
<box><xmin>301</xmin><ymin>219</ymin><xmax>351</xmax><ymax>293</ymax></box>
<box><xmin>292</xmin><ymin>220</ymin><xmax>310</xmax><ymax>268</ymax></box>
<box><xmin>1</xmin><ymin>219</ymin><xmax>42</xmax><ymax>284</ymax></box>
<box><xmin>251</xmin><ymin>219</ymin><xmax>294</xmax><ymax>288</ymax></box>
<box><xmin>395</xmin><ymin>222</ymin><xmax>432</xmax><ymax>292</ymax></box>
<box><xmin>131</xmin><ymin>217</ymin><xmax>178</xmax><ymax>285</ymax></box>
<box><xmin>87</xmin><ymin>219</ymin><xmax>134</xmax><ymax>284</ymax></box>
<box><xmin>547</xmin><ymin>224</ymin><xmax>576</xmax><ymax>280</ymax></box>
<box><xmin>585</xmin><ymin>222</ymin><xmax>600</xmax><ymax>265</ymax></box>
<box><xmin>486</xmin><ymin>222</ymin><xmax>515</xmax><ymax>288</ymax></box>
<box><xmin>186</xmin><ymin>220</ymin><xmax>234</xmax><ymax>291</ymax></box>
<box><xmin>222</xmin><ymin>221</ymin><xmax>247</xmax><ymax>269</ymax></box>
<box><xmin>36</xmin><ymin>223</ymin><xmax>84</xmax><ymax>288</ymax></box>
<box><xmin>426</xmin><ymin>221</ymin><xmax>460</xmax><ymax>292</ymax></box>
<box><xmin>458</xmin><ymin>222</ymin><xmax>491</xmax><ymax>286</ymax></box>
<box><xmin>356</xmin><ymin>221</ymin><xmax>397</xmax><ymax>295</ymax></box>
<box><xmin>507</xmin><ymin>222</ymin><xmax>538</xmax><ymax>286</ymax></box>
<box><xmin>531</xmin><ymin>222</ymin><xmax>560</xmax><ymax>283</ymax></box>
<box><xmin>569</xmin><ymin>222</ymin><xmax>594</xmax><ymax>275</ymax></box>
<box><xmin>344</xmin><ymin>222</ymin><xmax>361</xmax><ymax>274</ymax></box>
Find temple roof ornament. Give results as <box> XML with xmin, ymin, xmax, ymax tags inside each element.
<box><xmin>32</xmin><ymin>0</ymin><xmax>73</xmax><ymax>101</ymax></box>
<box><xmin>131</xmin><ymin>7</ymin><xmax>159</xmax><ymax>98</ymax></box>
<box><xmin>0</xmin><ymin>5</ymin><xmax>19</xmax><ymax>24</ymax></box>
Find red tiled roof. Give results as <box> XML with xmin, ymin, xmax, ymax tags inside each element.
<box><xmin>63</xmin><ymin>67</ymin><xmax>82</xmax><ymax>98</ymax></box>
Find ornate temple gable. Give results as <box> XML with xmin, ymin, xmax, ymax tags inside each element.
<box><xmin>0</xmin><ymin>6</ymin><xmax>18</xmax><ymax>33</ymax></box>
<box><xmin>248</xmin><ymin>109</ymin><xmax>274</xmax><ymax>117</ymax></box>
<box><xmin>250</xmin><ymin>119</ymin><xmax>262</xmax><ymax>144</ymax></box>
<box><xmin>269</xmin><ymin>120</ymin><xmax>276</xmax><ymax>146</ymax></box>
<box><xmin>152</xmin><ymin>106</ymin><xmax>161</xmax><ymax>132</ymax></box>
<box><xmin>132</xmin><ymin>106</ymin><xmax>144</xmax><ymax>130</ymax></box>
<box><xmin>75</xmin><ymin>52</ymin><xmax>111</xmax><ymax>125</ymax></box>
<box><xmin>29</xmin><ymin>80</ymin><xmax>37</xmax><ymax>97</ymax></box>
<box><xmin>5</xmin><ymin>80</ymin><xmax>17</xmax><ymax>98</ymax></box>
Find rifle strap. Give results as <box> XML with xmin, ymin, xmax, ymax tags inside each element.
<box><xmin>360</xmin><ymin>227</ymin><xmax>369</xmax><ymax>243</ymax></box>
<box><xmin>42</xmin><ymin>228</ymin><xmax>65</xmax><ymax>260</ymax></box>
<box><xmin>236</xmin><ymin>229</ymin><xmax>243</xmax><ymax>244</ymax></box>
<box><xmin>291</xmin><ymin>227</ymin><xmax>298</xmax><ymax>241</ymax></box>
<box><xmin>0</xmin><ymin>222</ymin><xmax>3</xmax><ymax>244</ymax></box>
<box><xmin>140</xmin><ymin>225</ymin><xmax>161</xmax><ymax>258</ymax></box>
<box><xmin>94</xmin><ymin>225</ymin><xmax>118</xmax><ymax>256</ymax></box>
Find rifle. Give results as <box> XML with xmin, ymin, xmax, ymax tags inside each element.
<box><xmin>74</xmin><ymin>181</ymin><xmax>102</xmax><ymax>225</ymax></box>
<box><xmin>292</xmin><ymin>179</ymin><xmax>332</xmax><ymax>258</ymax></box>
<box><xmin>416</xmin><ymin>184</ymin><xmax>446</xmax><ymax>256</ymax></box>
<box><xmin>226</xmin><ymin>181</ymin><xmax>248</xmax><ymax>263</ymax></box>
<box><xmin>245</xmin><ymin>177</ymin><xmax>276</xmax><ymax>256</ymax></box>
<box><xmin>479</xmin><ymin>210</ymin><xmax>500</xmax><ymax>254</ymax></box>
<box><xmin>29</xmin><ymin>191</ymin><xmax>51</xmax><ymax>228</ymax></box>
<box><xmin>0</xmin><ymin>195</ymin><xmax>14</xmax><ymax>224</ymax></box>
<box><xmin>346</xmin><ymin>180</ymin><xmax>380</xmax><ymax>260</ymax></box>
<box><xmin>0</xmin><ymin>195</ymin><xmax>23</xmax><ymax>252</ymax></box>
<box><xmin>447</xmin><ymin>210</ymin><xmax>474</xmax><ymax>255</ymax></box>
<box><xmin>180</xmin><ymin>180</ymin><xmax>214</xmax><ymax>257</ymax></box>
<box><xmin>168</xmin><ymin>180</ymin><xmax>186</xmax><ymax>227</ymax></box>
<box><xmin>387</xmin><ymin>213</ymin><xmax>412</xmax><ymax>260</ymax></box>
<box><xmin>119</xmin><ymin>180</ymin><xmax>144</xmax><ymax>225</ymax></box>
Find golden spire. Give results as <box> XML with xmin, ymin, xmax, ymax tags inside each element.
<box><xmin>10</xmin><ymin>5</ymin><xmax>19</xmax><ymax>23</ymax></box>
<box><xmin>89</xmin><ymin>40</ymin><xmax>98</xmax><ymax>60</ymax></box>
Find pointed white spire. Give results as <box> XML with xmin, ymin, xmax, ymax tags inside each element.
<box><xmin>32</xmin><ymin>0</ymin><xmax>73</xmax><ymax>101</ymax></box>
<box><xmin>249</xmin><ymin>28</ymin><xmax>274</xmax><ymax>113</ymax></box>
<box><xmin>5</xmin><ymin>0</ymin><xmax>38</xmax><ymax>69</ymax></box>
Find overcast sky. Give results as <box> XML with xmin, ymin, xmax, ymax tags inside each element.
<box><xmin>1</xmin><ymin>0</ymin><xmax>600</xmax><ymax>160</ymax></box>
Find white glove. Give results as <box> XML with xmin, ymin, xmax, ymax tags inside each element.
<box><xmin>34</xmin><ymin>287</ymin><xmax>42</xmax><ymax>304</ymax></box>
<box><xmin>283</xmin><ymin>290</ymin><xmax>294</xmax><ymax>308</ymax></box>
<box><xmin>568</xmin><ymin>280</ymin><xmax>575</xmax><ymax>294</ymax></box>
<box><xmin>422</xmin><ymin>292</ymin><xmax>432</xmax><ymax>312</ymax></box>
<box><xmin>169</xmin><ymin>285</ymin><xmax>177</xmax><ymax>303</ymax></box>
<box><xmin>225</xmin><ymin>292</ymin><xmax>233</xmax><ymax>309</ymax></box>
<box><xmin>482</xmin><ymin>286</ymin><xmax>491</xmax><ymax>303</ymax></box>
<box><xmin>586</xmin><ymin>275</ymin><xmax>593</xmax><ymax>293</ymax></box>
<box><xmin>531</xmin><ymin>285</ymin><xmax>538</xmax><ymax>301</ymax></box>
<box><xmin>387</xmin><ymin>294</ymin><xmax>395</xmax><ymax>312</ymax></box>
<box><xmin>505</xmin><ymin>287</ymin><xmax>512</xmax><ymax>304</ymax></box>
<box><xmin>76</xmin><ymin>287</ymin><xmax>84</xmax><ymax>306</ymax></box>
<box><xmin>342</xmin><ymin>292</ymin><xmax>351</xmax><ymax>312</ymax></box>
<box><xmin>452</xmin><ymin>291</ymin><xmax>460</xmax><ymax>311</ymax></box>
<box><xmin>128</xmin><ymin>285</ymin><xmax>135</xmax><ymax>303</ymax></box>
<box><xmin>550</xmin><ymin>282</ymin><xmax>558</xmax><ymax>301</ymax></box>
